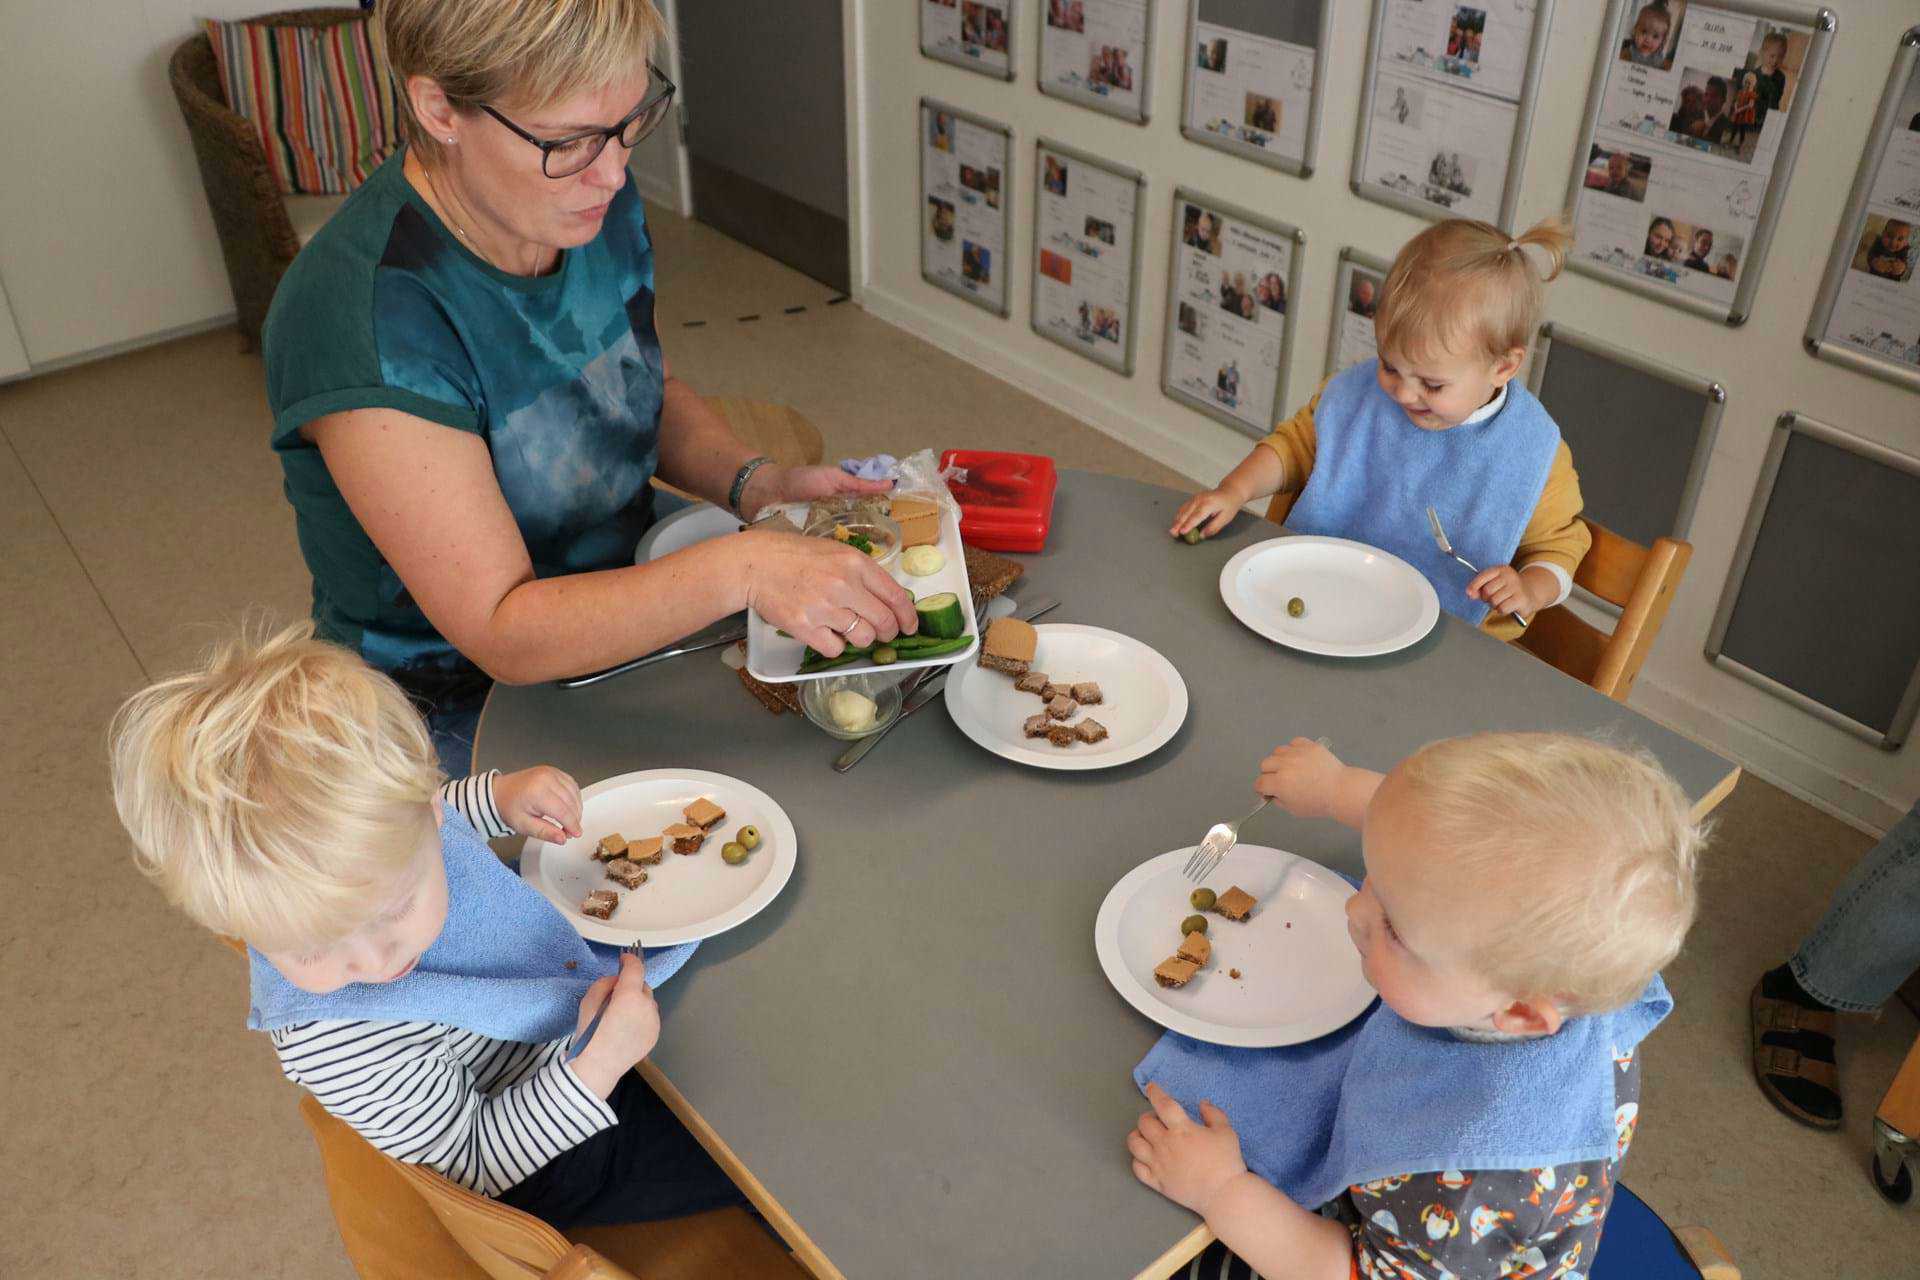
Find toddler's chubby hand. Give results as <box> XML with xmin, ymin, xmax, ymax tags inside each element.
<box><xmin>1128</xmin><ymin>1082</ymin><xmax>1250</xmax><ymax>1217</ymax></box>
<box><xmin>1171</xmin><ymin>488</ymin><xmax>1241</xmax><ymax>541</ymax></box>
<box><xmin>1255</xmin><ymin>737</ymin><xmax>1344</xmax><ymax>819</ymax></box>
<box><xmin>1466</xmin><ymin>564</ymin><xmax>1535</xmax><ymax>617</ymax></box>
<box><xmin>493</xmin><ymin>765</ymin><xmax>583</xmax><ymax>844</ymax></box>
<box><xmin>571</xmin><ymin>953</ymin><xmax>662</xmax><ymax>1095</ymax></box>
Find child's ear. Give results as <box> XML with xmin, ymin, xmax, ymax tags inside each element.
<box><xmin>1491</xmin><ymin>997</ymin><xmax>1565</xmax><ymax>1037</ymax></box>
<box><xmin>1489</xmin><ymin>347</ymin><xmax>1526</xmax><ymax>388</ymax></box>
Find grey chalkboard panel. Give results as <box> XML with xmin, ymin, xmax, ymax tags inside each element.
<box><xmin>1197</xmin><ymin>0</ymin><xmax>1324</xmax><ymax>47</ymax></box>
<box><xmin>1706</xmin><ymin>413</ymin><xmax>1920</xmax><ymax>750</ymax></box>
<box><xmin>1529</xmin><ymin>324</ymin><xmax>1724</xmax><ymax>547</ymax></box>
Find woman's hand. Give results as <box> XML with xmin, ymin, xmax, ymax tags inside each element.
<box><xmin>735</xmin><ymin>529</ymin><xmax>918</xmax><ymax>657</ymax></box>
<box><xmin>741</xmin><ymin>464</ymin><xmax>893</xmax><ymax>519</ymax></box>
<box><xmin>493</xmin><ymin>766</ymin><xmax>582</xmax><ymax>844</ymax></box>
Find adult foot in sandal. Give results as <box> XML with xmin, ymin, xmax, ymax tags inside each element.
<box><xmin>1750</xmin><ymin>964</ymin><xmax>1842</xmax><ymax>1129</ymax></box>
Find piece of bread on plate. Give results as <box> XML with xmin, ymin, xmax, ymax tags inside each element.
<box><xmin>982</xmin><ymin>617</ymin><xmax>1037</xmax><ymax>676</ymax></box>
<box><xmin>1154</xmin><ymin>957</ymin><xmax>1201</xmax><ymax>988</ymax></box>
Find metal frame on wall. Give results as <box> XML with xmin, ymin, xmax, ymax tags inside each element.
<box><xmin>921</xmin><ymin>0</ymin><xmax>1021</xmax><ymax>81</ymax></box>
<box><xmin>1179</xmin><ymin>0</ymin><xmax>1335</xmax><ymax>179</ymax></box>
<box><xmin>1037</xmin><ymin>0</ymin><xmax>1158</xmax><ymax>124</ymax></box>
<box><xmin>1029</xmin><ymin>138</ymin><xmax>1149</xmax><ymax>376</ymax></box>
<box><xmin>1349</xmin><ymin>0</ymin><xmax>1555</xmax><ymax>231</ymax></box>
<box><xmin>1705</xmin><ymin>412</ymin><xmax>1920</xmax><ymax>751</ymax></box>
<box><xmin>1529</xmin><ymin>322</ymin><xmax>1727</xmax><ymax>542</ymax></box>
<box><xmin>1160</xmin><ymin>185</ymin><xmax>1305</xmax><ymax>439</ymax></box>
<box><xmin>1803</xmin><ymin>25</ymin><xmax>1920</xmax><ymax>394</ymax></box>
<box><xmin>1326</xmin><ymin>246</ymin><xmax>1391</xmax><ymax>378</ymax></box>
<box><xmin>1564</xmin><ymin>0</ymin><xmax>1836</xmax><ymax>326</ymax></box>
<box><xmin>920</xmin><ymin>99</ymin><xmax>1014</xmax><ymax>319</ymax></box>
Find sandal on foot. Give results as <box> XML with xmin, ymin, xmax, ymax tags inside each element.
<box><xmin>1750</xmin><ymin>977</ymin><xmax>1842</xmax><ymax>1129</ymax></box>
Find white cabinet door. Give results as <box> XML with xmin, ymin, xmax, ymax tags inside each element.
<box><xmin>0</xmin><ymin>278</ymin><xmax>28</xmax><ymax>381</ymax></box>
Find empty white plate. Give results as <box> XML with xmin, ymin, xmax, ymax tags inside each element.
<box><xmin>521</xmin><ymin>769</ymin><xmax>796</xmax><ymax>947</ymax></box>
<box><xmin>635</xmin><ymin>502</ymin><xmax>745</xmax><ymax>563</ymax></box>
<box><xmin>942</xmin><ymin>624</ymin><xmax>1187</xmax><ymax>771</ymax></box>
<box><xmin>1219</xmin><ymin>536</ymin><xmax>1439</xmax><ymax>658</ymax></box>
<box><xmin>1094</xmin><ymin>844</ymin><xmax>1376</xmax><ymax>1048</ymax></box>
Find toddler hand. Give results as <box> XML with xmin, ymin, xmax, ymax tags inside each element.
<box><xmin>1171</xmin><ymin>489</ymin><xmax>1241</xmax><ymax>540</ymax></box>
<box><xmin>1466</xmin><ymin>564</ymin><xmax>1537</xmax><ymax>618</ymax></box>
<box><xmin>1128</xmin><ymin>1082</ymin><xmax>1250</xmax><ymax>1217</ymax></box>
<box><xmin>571</xmin><ymin>953</ymin><xmax>662</xmax><ymax>1096</ymax></box>
<box><xmin>1255</xmin><ymin>738</ymin><xmax>1344</xmax><ymax>819</ymax></box>
<box><xmin>493</xmin><ymin>765</ymin><xmax>582</xmax><ymax>844</ymax></box>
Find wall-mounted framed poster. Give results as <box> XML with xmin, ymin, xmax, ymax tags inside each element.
<box><xmin>923</xmin><ymin>0</ymin><xmax>1019</xmax><ymax>80</ymax></box>
<box><xmin>1180</xmin><ymin>0</ymin><xmax>1333</xmax><ymax>178</ymax></box>
<box><xmin>1161</xmin><ymin>187</ymin><xmax>1304</xmax><ymax>438</ymax></box>
<box><xmin>1803</xmin><ymin>25</ymin><xmax>1920</xmax><ymax>393</ymax></box>
<box><xmin>1326</xmin><ymin>247</ymin><xmax>1392</xmax><ymax>377</ymax></box>
<box><xmin>922</xmin><ymin>100</ymin><xmax>1014</xmax><ymax>317</ymax></box>
<box><xmin>1031</xmin><ymin>139</ymin><xmax>1147</xmax><ymax>374</ymax></box>
<box><xmin>1565</xmin><ymin>0</ymin><xmax>1836</xmax><ymax>326</ymax></box>
<box><xmin>1351</xmin><ymin>0</ymin><xmax>1555</xmax><ymax>229</ymax></box>
<box><xmin>1039</xmin><ymin>0</ymin><xmax>1156</xmax><ymax>124</ymax></box>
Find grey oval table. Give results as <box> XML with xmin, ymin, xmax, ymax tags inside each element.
<box><xmin>475</xmin><ymin>470</ymin><xmax>1739</xmax><ymax>1280</ymax></box>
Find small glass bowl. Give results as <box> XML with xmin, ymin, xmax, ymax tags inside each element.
<box><xmin>802</xmin><ymin>510</ymin><xmax>902</xmax><ymax>570</ymax></box>
<box><xmin>799</xmin><ymin>671</ymin><xmax>907</xmax><ymax>740</ymax></box>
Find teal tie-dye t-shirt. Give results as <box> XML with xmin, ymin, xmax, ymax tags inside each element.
<box><xmin>264</xmin><ymin>148</ymin><xmax>662</xmax><ymax>691</ymax></box>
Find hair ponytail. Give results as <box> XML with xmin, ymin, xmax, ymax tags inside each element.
<box><xmin>1509</xmin><ymin>213</ymin><xmax>1572</xmax><ymax>284</ymax></box>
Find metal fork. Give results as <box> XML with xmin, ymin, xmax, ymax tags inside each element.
<box><xmin>567</xmin><ymin>941</ymin><xmax>643</xmax><ymax>1063</ymax></box>
<box><xmin>1424</xmin><ymin>506</ymin><xmax>1530</xmax><ymax>626</ymax></box>
<box><xmin>1183</xmin><ymin>737</ymin><xmax>1331</xmax><ymax>882</ymax></box>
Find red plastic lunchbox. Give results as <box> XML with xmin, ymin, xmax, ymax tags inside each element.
<box><xmin>939</xmin><ymin>450</ymin><xmax>1058</xmax><ymax>553</ymax></box>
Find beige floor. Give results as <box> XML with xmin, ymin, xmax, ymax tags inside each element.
<box><xmin>1</xmin><ymin>208</ymin><xmax>1913</xmax><ymax>1279</ymax></box>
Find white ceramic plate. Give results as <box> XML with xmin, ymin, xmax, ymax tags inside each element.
<box><xmin>521</xmin><ymin>769</ymin><xmax>796</xmax><ymax>947</ymax></box>
<box><xmin>747</xmin><ymin>497</ymin><xmax>979</xmax><ymax>684</ymax></box>
<box><xmin>635</xmin><ymin>502</ymin><xmax>744</xmax><ymax>563</ymax></box>
<box><xmin>942</xmin><ymin>624</ymin><xmax>1188</xmax><ymax>771</ymax></box>
<box><xmin>1219</xmin><ymin>535</ymin><xmax>1440</xmax><ymax>658</ymax></box>
<box><xmin>1094</xmin><ymin>844</ymin><xmax>1375</xmax><ymax>1048</ymax></box>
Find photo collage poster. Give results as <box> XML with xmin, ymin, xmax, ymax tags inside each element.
<box><xmin>1033</xmin><ymin>145</ymin><xmax>1142</xmax><ymax>372</ymax></box>
<box><xmin>1357</xmin><ymin>0</ymin><xmax>1545</xmax><ymax>225</ymax></box>
<box><xmin>923</xmin><ymin>0</ymin><xmax>1015</xmax><ymax>78</ymax></box>
<box><xmin>1041</xmin><ymin>0</ymin><xmax>1152</xmax><ymax>121</ymax></box>
<box><xmin>1330</xmin><ymin>252</ymin><xmax>1390</xmax><ymax>375</ymax></box>
<box><xmin>1164</xmin><ymin>194</ymin><xmax>1295</xmax><ymax>434</ymax></box>
<box><xmin>1572</xmin><ymin>2</ymin><xmax>1817</xmax><ymax>310</ymax></box>
<box><xmin>923</xmin><ymin>104</ymin><xmax>1011</xmax><ymax>315</ymax></box>
<box><xmin>1186</xmin><ymin>0</ymin><xmax>1322</xmax><ymax>171</ymax></box>
<box><xmin>1818</xmin><ymin>57</ymin><xmax>1920</xmax><ymax>374</ymax></box>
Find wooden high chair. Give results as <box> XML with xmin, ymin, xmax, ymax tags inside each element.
<box><xmin>1514</xmin><ymin>518</ymin><xmax>1691</xmax><ymax>702</ymax></box>
<box><xmin>651</xmin><ymin>398</ymin><xmax>825</xmax><ymax>504</ymax></box>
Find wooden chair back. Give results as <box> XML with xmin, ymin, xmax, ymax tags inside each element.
<box><xmin>1516</xmin><ymin>518</ymin><xmax>1691</xmax><ymax>701</ymax></box>
<box><xmin>1262</xmin><ymin>491</ymin><xmax>1297</xmax><ymax>528</ymax></box>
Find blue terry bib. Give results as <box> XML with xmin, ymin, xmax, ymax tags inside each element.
<box><xmin>249</xmin><ymin>804</ymin><xmax>697</xmax><ymax>1043</ymax></box>
<box><xmin>1135</xmin><ymin>976</ymin><xmax>1669</xmax><ymax>1211</ymax></box>
<box><xmin>1286</xmin><ymin>361</ymin><xmax>1562</xmax><ymax>626</ymax></box>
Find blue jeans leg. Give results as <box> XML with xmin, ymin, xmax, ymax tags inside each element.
<box><xmin>1790</xmin><ymin>799</ymin><xmax>1920</xmax><ymax>1012</ymax></box>
<box><xmin>427</xmin><ymin>703</ymin><xmax>483</xmax><ymax>777</ymax></box>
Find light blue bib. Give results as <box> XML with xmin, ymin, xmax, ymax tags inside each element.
<box><xmin>1286</xmin><ymin>362</ymin><xmax>1562</xmax><ymax>625</ymax></box>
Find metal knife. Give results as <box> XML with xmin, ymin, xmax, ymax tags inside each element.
<box><xmin>557</xmin><ymin>624</ymin><xmax>748</xmax><ymax>689</ymax></box>
<box><xmin>833</xmin><ymin>596</ymin><xmax>1058</xmax><ymax>772</ymax></box>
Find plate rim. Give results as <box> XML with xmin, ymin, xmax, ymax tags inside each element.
<box><xmin>1218</xmin><ymin>534</ymin><xmax>1440</xmax><ymax>658</ymax></box>
<box><xmin>940</xmin><ymin>622</ymin><xmax>1189</xmax><ymax>772</ymax></box>
<box><xmin>1093</xmin><ymin>844</ymin><xmax>1376</xmax><ymax>1048</ymax></box>
<box><xmin>634</xmin><ymin>501</ymin><xmax>741</xmax><ymax>564</ymax></box>
<box><xmin>520</xmin><ymin>767</ymin><xmax>797</xmax><ymax>947</ymax></box>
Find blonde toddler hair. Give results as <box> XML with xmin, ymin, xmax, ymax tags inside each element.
<box><xmin>1396</xmin><ymin>732</ymin><xmax>1703</xmax><ymax>1016</ymax></box>
<box><xmin>109</xmin><ymin>621</ymin><xmax>444</xmax><ymax>953</ymax></box>
<box><xmin>377</xmin><ymin>0</ymin><xmax>669</xmax><ymax>161</ymax></box>
<box><xmin>1374</xmin><ymin>215</ymin><xmax>1573</xmax><ymax>366</ymax></box>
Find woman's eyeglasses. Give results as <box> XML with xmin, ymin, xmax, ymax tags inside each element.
<box><xmin>479</xmin><ymin>64</ymin><xmax>677</xmax><ymax>179</ymax></box>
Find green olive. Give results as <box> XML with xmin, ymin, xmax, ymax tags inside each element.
<box><xmin>721</xmin><ymin>841</ymin><xmax>749</xmax><ymax>865</ymax></box>
<box><xmin>1182</xmin><ymin>528</ymin><xmax>1205</xmax><ymax>545</ymax></box>
<box><xmin>1180</xmin><ymin>914</ymin><xmax>1209</xmax><ymax>937</ymax></box>
<box><xmin>737</xmin><ymin>825</ymin><xmax>762</xmax><ymax>851</ymax></box>
<box><xmin>872</xmin><ymin>644</ymin><xmax>898</xmax><ymax>665</ymax></box>
<box><xmin>1286</xmin><ymin>596</ymin><xmax>1306</xmax><ymax>618</ymax></box>
<box><xmin>1189</xmin><ymin>887</ymin><xmax>1217</xmax><ymax>912</ymax></box>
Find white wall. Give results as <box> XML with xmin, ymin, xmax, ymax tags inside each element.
<box><xmin>849</xmin><ymin>1</ymin><xmax>1920</xmax><ymax>834</ymax></box>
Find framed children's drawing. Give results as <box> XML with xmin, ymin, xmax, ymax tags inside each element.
<box><xmin>1351</xmin><ymin>0</ymin><xmax>1555</xmax><ymax>230</ymax></box>
<box><xmin>1706</xmin><ymin>411</ymin><xmax>1920</xmax><ymax>751</ymax></box>
<box><xmin>923</xmin><ymin>0</ymin><xmax>1019</xmax><ymax>80</ymax></box>
<box><xmin>1180</xmin><ymin>0</ymin><xmax>1333</xmax><ymax>178</ymax></box>
<box><xmin>1031</xmin><ymin>139</ymin><xmax>1147</xmax><ymax>375</ymax></box>
<box><xmin>1161</xmin><ymin>187</ymin><xmax>1304</xmax><ymax>438</ymax></box>
<box><xmin>1326</xmin><ymin>247</ymin><xmax>1392</xmax><ymax>378</ymax></box>
<box><xmin>1803</xmin><ymin>26</ymin><xmax>1920</xmax><ymax>393</ymax></box>
<box><xmin>1565</xmin><ymin>0</ymin><xmax>1836</xmax><ymax>326</ymax></box>
<box><xmin>922</xmin><ymin>100</ymin><xmax>1014</xmax><ymax>317</ymax></box>
<box><xmin>1038</xmin><ymin>0</ymin><xmax>1156</xmax><ymax>124</ymax></box>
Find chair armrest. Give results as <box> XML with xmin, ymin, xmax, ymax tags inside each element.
<box><xmin>1673</xmin><ymin>1225</ymin><xmax>1740</xmax><ymax>1280</ymax></box>
<box><xmin>544</xmin><ymin>1243</ymin><xmax>642</xmax><ymax>1280</ymax></box>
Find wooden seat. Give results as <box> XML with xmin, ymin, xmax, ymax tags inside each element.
<box><xmin>652</xmin><ymin>398</ymin><xmax>827</xmax><ymax>504</ymax></box>
<box><xmin>1516</xmin><ymin>518</ymin><xmax>1691</xmax><ymax>701</ymax></box>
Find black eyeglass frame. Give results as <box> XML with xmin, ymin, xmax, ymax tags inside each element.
<box><xmin>478</xmin><ymin>64</ymin><xmax>678</xmax><ymax>179</ymax></box>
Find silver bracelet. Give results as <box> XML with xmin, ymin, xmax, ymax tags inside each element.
<box><xmin>728</xmin><ymin>455</ymin><xmax>773</xmax><ymax>515</ymax></box>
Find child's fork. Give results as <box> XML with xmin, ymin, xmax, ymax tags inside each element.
<box><xmin>566</xmin><ymin>941</ymin><xmax>644</xmax><ymax>1063</ymax></box>
<box><xmin>1183</xmin><ymin>737</ymin><xmax>1332</xmax><ymax>883</ymax></box>
<box><xmin>1425</xmin><ymin>506</ymin><xmax>1530</xmax><ymax>626</ymax></box>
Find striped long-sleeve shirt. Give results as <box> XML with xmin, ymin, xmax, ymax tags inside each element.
<box><xmin>267</xmin><ymin>773</ymin><xmax>615</xmax><ymax>1196</ymax></box>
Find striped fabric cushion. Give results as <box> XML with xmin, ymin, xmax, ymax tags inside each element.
<box><xmin>203</xmin><ymin>15</ymin><xmax>401</xmax><ymax>196</ymax></box>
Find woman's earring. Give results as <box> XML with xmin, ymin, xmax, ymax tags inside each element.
<box><xmin>445</xmin><ymin>136</ymin><xmax>455</xmax><ymax>144</ymax></box>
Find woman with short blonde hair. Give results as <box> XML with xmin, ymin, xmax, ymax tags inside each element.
<box><xmin>266</xmin><ymin>0</ymin><xmax>912</xmax><ymax>772</ymax></box>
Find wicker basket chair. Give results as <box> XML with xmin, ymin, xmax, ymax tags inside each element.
<box><xmin>168</xmin><ymin>8</ymin><xmax>368</xmax><ymax>350</ymax></box>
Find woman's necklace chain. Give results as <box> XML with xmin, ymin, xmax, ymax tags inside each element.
<box><xmin>421</xmin><ymin>163</ymin><xmax>490</xmax><ymax>265</ymax></box>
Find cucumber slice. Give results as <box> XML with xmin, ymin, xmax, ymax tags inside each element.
<box><xmin>915</xmin><ymin>592</ymin><xmax>965</xmax><ymax>640</ymax></box>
